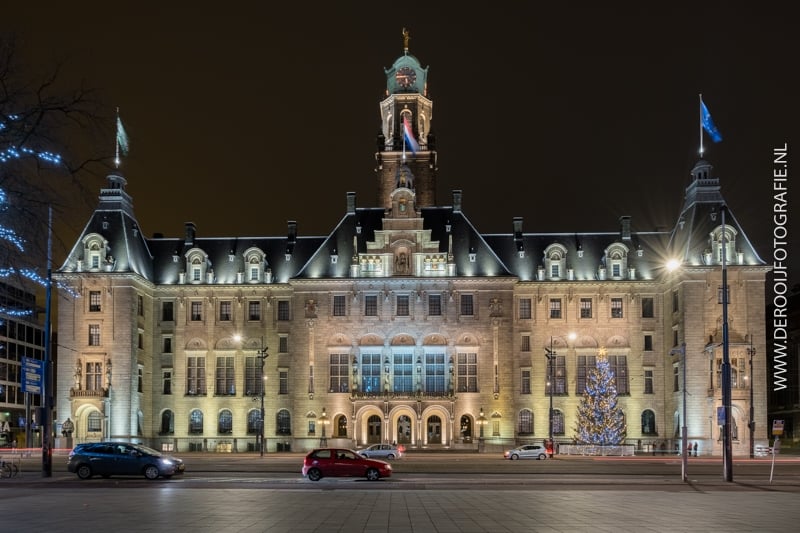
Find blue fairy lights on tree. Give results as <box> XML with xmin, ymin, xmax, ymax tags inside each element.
<box><xmin>574</xmin><ymin>349</ymin><xmax>627</xmax><ymax>446</ymax></box>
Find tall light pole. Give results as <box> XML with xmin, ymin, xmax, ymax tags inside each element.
<box><xmin>747</xmin><ymin>337</ymin><xmax>756</xmax><ymax>459</ymax></box>
<box><xmin>256</xmin><ymin>344</ymin><xmax>269</xmax><ymax>457</ymax></box>
<box><xmin>544</xmin><ymin>337</ymin><xmax>555</xmax><ymax>458</ymax></box>
<box><xmin>670</xmin><ymin>342</ymin><xmax>688</xmax><ymax>482</ymax></box>
<box><xmin>319</xmin><ymin>407</ymin><xmax>329</xmax><ymax>447</ymax></box>
<box><xmin>477</xmin><ymin>407</ymin><xmax>486</xmax><ymax>453</ymax></box>
<box><xmin>720</xmin><ymin>205</ymin><xmax>733</xmax><ymax>482</ymax></box>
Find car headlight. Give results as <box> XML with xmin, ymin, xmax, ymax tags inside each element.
<box><xmin>160</xmin><ymin>458</ymin><xmax>175</xmax><ymax>466</ymax></box>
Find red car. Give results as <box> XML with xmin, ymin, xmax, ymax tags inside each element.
<box><xmin>302</xmin><ymin>448</ymin><xmax>392</xmax><ymax>481</ymax></box>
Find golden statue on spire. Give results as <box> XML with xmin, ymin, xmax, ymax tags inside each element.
<box><xmin>402</xmin><ymin>27</ymin><xmax>410</xmax><ymax>52</ymax></box>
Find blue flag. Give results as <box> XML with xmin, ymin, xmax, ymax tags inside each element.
<box><xmin>700</xmin><ymin>100</ymin><xmax>722</xmax><ymax>143</ymax></box>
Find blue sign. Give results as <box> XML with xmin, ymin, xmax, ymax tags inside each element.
<box><xmin>717</xmin><ymin>406</ymin><xmax>726</xmax><ymax>425</ymax></box>
<box><xmin>22</xmin><ymin>356</ymin><xmax>43</xmax><ymax>394</ymax></box>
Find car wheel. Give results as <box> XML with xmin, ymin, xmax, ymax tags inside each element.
<box><xmin>366</xmin><ymin>468</ymin><xmax>381</xmax><ymax>481</ymax></box>
<box><xmin>510</xmin><ymin>454</ymin><xmax>520</xmax><ymax>460</ymax></box>
<box><xmin>307</xmin><ymin>468</ymin><xmax>322</xmax><ymax>481</ymax></box>
<box><xmin>387</xmin><ymin>453</ymin><xmax>395</xmax><ymax>460</ymax></box>
<box><xmin>144</xmin><ymin>465</ymin><xmax>160</xmax><ymax>480</ymax></box>
<box><xmin>76</xmin><ymin>464</ymin><xmax>93</xmax><ymax>479</ymax></box>
<box><xmin>538</xmin><ymin>454</ymin><xmax>547</xmax><ymax>460</ymax></box>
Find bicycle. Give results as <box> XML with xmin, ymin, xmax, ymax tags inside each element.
<box><xmin>0</xmin><ymin>456</ymin><xmax>19</xmax><ymax>478</ymax></box>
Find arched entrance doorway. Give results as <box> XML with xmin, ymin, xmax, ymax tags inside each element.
<box><xmin>427</xmin><ymin>415</ymin><xmax>442</xmax><ymax>444</ymax></box>
<box><xmin>397</xmin><ymin>415</ymin><xmax>412</xmax><ymax>444</ymax></box>
<box><xmin>367</xmin><ymin>415</ymin><xmax>382</xmax><ymax>444</ymax></box>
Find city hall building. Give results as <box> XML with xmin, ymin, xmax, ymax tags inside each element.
<box><xmin>54</xmin><ymin>38</ymin><xmax>769</xmax><ymax>456</ymax></box>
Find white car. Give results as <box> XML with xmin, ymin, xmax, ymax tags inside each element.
<box><xmin>356</xmin><ymin>443</ymin><xmax>405</xmax><ymax>460</ymax></box>
<box><xmin>504</xmin><ymin>444</ymin><xmax>548</xmax><ymax>460</ymax></box>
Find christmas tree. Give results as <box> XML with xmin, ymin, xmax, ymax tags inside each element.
<box><xmin>574</xmin><ymin>349</ymin><xmax>627</xmax><ymax>445</ymax></box>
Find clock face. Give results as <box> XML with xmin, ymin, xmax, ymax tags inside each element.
<box><xmin>395</xmin><ymin>66</ymin><xmax>416</xmax><ymax>88</ymax></box>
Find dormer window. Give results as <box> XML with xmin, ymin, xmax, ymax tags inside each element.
<box><xmin>243</xmin><ymin>247</ymin><xmax>267</xmax><ymax>283</ymax></box>
<box><xmin>82</xmin><ymin>234</ymin><xmax>108</xmax><ymax>272</ymax></box>
<box><xmin>185</xmin><ymin>249</ymin><xmax>209</xmax><ymax>284</ymax></box>
<box><xmin>710</xmin><ymin>225</ymin><xmax>737</xmax><ymax>264</ymax></box>
<box><xmin>604</xmin><ymin>243</ymin><xmax>629</xmax><ymax>280</ymax></box>
<box><xmin>543</xmin><ymin>243</ymin><xmax>568</xmax><ymax>281</ymax></box>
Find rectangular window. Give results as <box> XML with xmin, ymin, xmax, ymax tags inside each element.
<box><xmin>89</xmin><ymin>291</ymin><xmax>102</xmax><ymax>312</ymax></box>
<box><xmin>85</xmin><ymin>361</ymin><xmax>103</xmax><ymax>391</ymax></box>
<box><xmin>611</xmin><ymin>297</ymin><xmax>623</xmax><ymax>318</ymax></box>
<box><xmin>425</xmin><ymin>352</ymin><xmax>446</xmax><ymax>393</ymax></box>
<box><xmin>580</xmin><ymin>298</ymin><xmax>592</xmax><ymax>318</ymax></box>
<box><xmin>329</xmin><ymin>353</ymin><xmax>350</xmax><ymax>392</ymax></box>
<box><xmin>277</xmin><ymin>300</ymin><xmax>290</xmax><ymax>321</ymax></box>
<box><xmin>138</xmin><ymin>366</ymin><xmax>143</xmax><ymax>393</ymax></box>
<box><xmin>428</xmin><ymin>294</ymin><xmax>441</xmax><ymax>316</ymax></box>
<box><xmin>88</xmin><ymin>324</ymin><xmax>100</xmax><ymax>346</ymax></box>
<box><xmin>576</xmin><ymin>355</ymin><xmax>596</xmax><ymax>394</ymax></box>
<box><xmin>644</xmin><ymin>334</ymin><xmax>653</xmax><ymax>351</ymax></box>
<box><xmin>641</xmin><ymin>297</ymin><xmax>654</xmax><ymax>318</ymax></box>
<box><xmin>672</xmin><ymin>290</ymin><xmax>679</xmax><ymax>312</ymax></box>
<box><xmin>520</xmin><ymin>334</ymin><xmax>531</xmax><ymax>352</ymax></box>
<box><xmin>279</xmin><ymin>370</ymin><xmax>289</xmax><ymax>395</ymax></box>
<box><xmin>162</xmin><ymin>369</ymin><xmax>172</xmax><ymax>395</ymax></box>
<box><xmin>245</xmin><ymin>356</ymin><xmax>263</xmax><ymax>396</ymax></box>
<box><xmin>187</xmin><ymin>356</ymin><xmax>206</xmax><ymax>395</ymax></box>
<box><xmin>396</xmin><ymin>295</ymin><xmax>410</xmax><ymax>316</ymax></box>
<box><xmin>546</xmin><ymin>355</ymin><xmax>566</xmax><ymax>394</ymax></box>
<box><xmin>519</xmin><ymin>298</ymin><xmax>532</xmax><ymax>319</ymax></box>
<box><xmin>549</xmin><ymin>298</ymin><xmax>562</xmax><ymax>319</ymax></box>
<box><xmin>460</xmin><ymin>294</ymin><xmax>474</xmax><ymax>316</ymax></box>
<box><xmin>248</xmin><ymin>301</ymin><xmax>261</xmax><ymax>321</ymax></box>
<box><xmin>137</xmin><ymin>295</ymin><xmax>144</xmax><ymax>317</ymax></box>
<box><xmin>457</xmin><ymin>352</ymin><xmax>478</xmax><ymax>392</ymax></box>
<box><xmin>219</xmin><ymin>301</ymin><xmax>232</xmax><ymax>321</ymax></box>
<box><xmin>673</xmin><ymin>329</ymin><xmax>679</xmax><ymax>347</ymax></box>
<box><xmin>162</xmin><ymin>301</ymin><xmax>174</xmax><ymax>322</ymax></box>
<box><xmin>644</xmin><ymin>369</ymin><xmax>654</xmax><ymax>394</ymax></box>
<box><xmin>364</xmin><ymin>295</ymin><xmax>378</xmax><ymax>316</ymax></box>
<box><xmin>608</xmin><ymin>355</ymin><xmax>629</xmax><ymax>394</ymax></box>
<box><xmin>612</xmin><ymin>263</ymin><xmax>621</xmax><ymax>277</ymax></box>
<box><xmin>333</xmin><ymin>295</ymin><xmax>347</xmax><ymax>316</ymax></box>
<box><xmin>521</xmin><ymin>369</ymin><xmax>531</xmax><ymax>394</ymax></box>
<box><xmin>361</xmin><ymin>353</ymin><xmax>382</xmax><ymax>394</ymax></box>
<box><xmin>392</xmin><ymin>353</ymin><xmax>414</xmax><ymax>392</ymax></box>
<box><xmin>191</xmin><ymin>301</ymin><xmax>202</xmax><ymax>321</ymax></box>
<box><xmin>138</xmin><ymin>332</ymin><xmax>144</xmax><ymax>349</ymax></box>
<box><xmin>674</xmin><ymin>363</ymin><xmax>680</xmax><ymax>392</ymax></box>
<box><xmin>551</xmin><ymin>264</ymin><xmax>560</xmax><ymax>278</ymax></box>
<box><xmin>278</xmin><ymin>335</ymin><xmax>288</xmax><ymax>354</ymax></box>
<box><xmin>163</xmin><ymin>336</ymin><xmax>173</xmax><ymax>353</ymax></box>
<box><xmin>215</xmin><ymin>356</ymin><xmax>235</xmax><ymax>395</ymax></box>
<box><xmin>250</xmin><ymin>266</ymin><xmax>259</xmax><ymax>281</ymax></box>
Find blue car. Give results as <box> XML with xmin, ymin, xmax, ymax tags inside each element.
<box><xmin>68</xmin><ymin>442</ymin><xmax>185</xmax><ymax>480</ymax></box>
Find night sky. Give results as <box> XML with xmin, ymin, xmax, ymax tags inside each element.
<box><xmin>10</xmin><ymin>3</ymin><xmax>799</xmax><ymax>282</ymax></box>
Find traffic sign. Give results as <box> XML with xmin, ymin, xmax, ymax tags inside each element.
<box><xmin>22</xmin><ymin>356</ymin><xmax>43</xmax><ymax>394</ymax></box>
<box><xmin>772</xmin><ymin>419</ymin><xmax>785</xmax><ymax>436</ymax></box>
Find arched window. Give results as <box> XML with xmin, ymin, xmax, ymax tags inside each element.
<box><xmin>518</xmin><ymin>409</ymin><xmax>533</xmax><ymax>435</ymax></box>
<box><xmin>641</xmin><ymin>410</ymin><xmax>656</xmax><ymax>435</ymax></box>
<box><xmin>218</xmin><ymin>409</ymin><xmax>233</xmax><ymax>434</ymax></box>
<box><xmin>189</xmin><ymin>409</ymin><xmax>203</xmax><ymax>434</ymax></box>
<box><xmin>553</xmin><ymin>409</ymin><xmax>565</xmax><ymax>435</ymax></box>
<box><xmin>160</xmin><ymin>410</ymin><xmax>174</xmax><ymax>435</ymax></box>
<box><xmin>335</xmin><ymin>415</ymin><xmax>348</xmax><ymax>437</ymax></box>
<box><xmin>247</xmin><ymin>409</ymin><xmax>261</xmax><ymax>434</ymax></box>
<box><xmin>88</xmin><ymin>411</ymin><xmax>102</xmax><ymax>433</ymax></box>
<box><xmin>276</xmin><ymin>409</ymin><xmax>291</xmax><ymax>435</ymax></box>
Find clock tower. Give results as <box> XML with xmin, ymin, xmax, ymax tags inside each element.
<box><xmin>375</xmin><ymin>28</ymin><xmax>437</xmax><ymax>209</ymax></box>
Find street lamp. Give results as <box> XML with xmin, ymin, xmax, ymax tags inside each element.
<box><xmin>545</xmin><ymin>337</ymin><xmax>555</xmax><ymax>458</ymax></box>
<box><xmin>746</xmin><ymin>337</ymin><xmax>756</xmax><ymax>459</ymax></box>
<box><xmin>719</xmin><ymin>205</ymin><xmax>733</xmax><ymax>482</ymax></box>
<box><xmin>477</xmin><ymin>407</ymin><xmax>487</xmax><ymax>453</ymax></box>
<box><xmin>256</xmin><ymin>344</ymin><xmax>269</xmax><ymax>457</ymax></box>
<box><xmin>319</xmin><ymin>407</ymin><xmax>329</xmax><ymax>447</ymax></box>
<box><xmin>670</xmin><ymin>343</ymin><xmax>688</xmax><ymax>482</ymax></box>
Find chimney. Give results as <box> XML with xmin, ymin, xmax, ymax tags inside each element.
<box><xmin>620</xmin><ymin>216</ymin><xmax>631</xmax><ymax>240</ymax></box>
<box><xmin>184</xmin><ymin>222</ymin><xmax>196</xmax><ymax>246</ymax></box>
<box><xmin>287</xmin><ymin>220</ymin><xmax>297</xmax><ymax>242</ymax></box>
<box><xmin>346</xmin><ymin>192</ymin><xmax>356</xmax><ymax>214</ymax></box>
<box><xmin>452</xmin><ymin>190</ymin><xmax>462</xmax><ymax>213</ymax></box>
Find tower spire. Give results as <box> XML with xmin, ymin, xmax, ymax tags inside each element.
<box><xmin>402</xmin><ymin>27</ymin><xmax>410</xmax><ymax>55</ymax></box>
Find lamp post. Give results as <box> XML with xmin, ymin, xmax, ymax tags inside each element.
<box><xmin>256</xmin><ymin>344</ymin><xmax>269</xmax><ymax>457</ymax></box>
<box><xmin>719</xmin><ymin>205</ymin><xmax>733</xmax><ymax>482</ymax></box>
<box><xmin>319</xmin><ymin>407</ymin><xmax>329</xmax><ymax>447</ymax></box>
<box><xmin>670</xmin><ymin>343</ymin><xmax>688</xmax><ymax>482</ymax></box>
<box><xmin>477</xmin><ymin>408</ymin><xmax>487</xmax><ymax>453</ymax></box>
<box><xmin>545</xmin><ymin>337</ymin><xmax>555</xmax><ymax>458</ymax></box>
<box><xmin>105</xmin><ymin>359</ymin><xmax>112</xmax><ymax>441</ymax></box>
<box><xmin>747</xmin><ymin>337</ymin><xmax>756</xmax><ymax>459</ymax></box>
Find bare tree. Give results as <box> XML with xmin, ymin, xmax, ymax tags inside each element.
<box><xmin>1</xmin><ymin>35</ymin><xmax>108</xmax><ymax>315</ymax></box>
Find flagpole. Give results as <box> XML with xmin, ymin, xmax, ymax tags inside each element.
<box><xmin>699</xmin><ymin>94</ymin><xmax>704</xmax><ymax>156</ymax></box>
<box><xmin>115</xmin><ymin>107</ymin><xmax>120</xmax><ymax>168</ymax></box>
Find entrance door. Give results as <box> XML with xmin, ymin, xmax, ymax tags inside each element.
<box><xmin>397</xmin><ymin>415</ymin><xmax>412</xmax><ymax>444</ymax></box>
<box><xmin>367</xmin><ymin>415</ymin><xmax>382</xmax><ymax>444</ymax></box>
<box><xmin>427</xmin><ymin>415</ymin><xmax>442</xmax><ymax>444</ymax></box>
